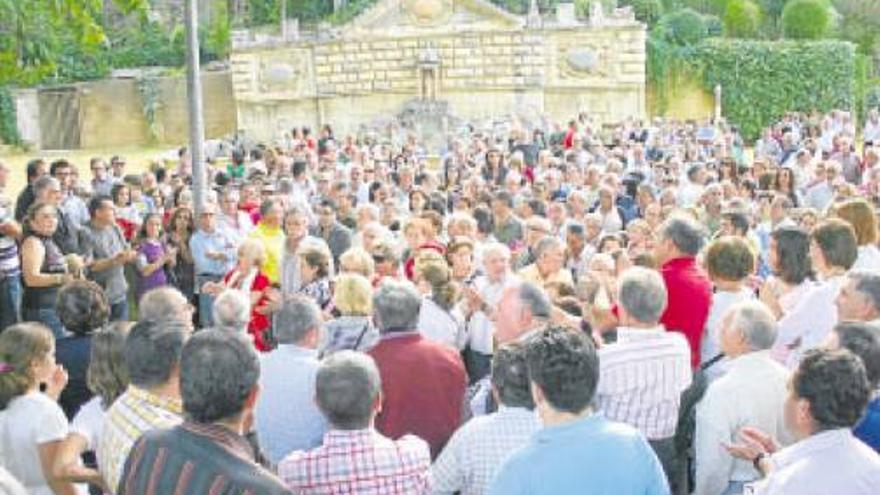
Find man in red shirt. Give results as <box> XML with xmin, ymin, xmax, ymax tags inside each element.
<box><xmin>652</xmin><ymin>215</ymin><xmax>713</xmax><ymax>368</ymax></box>
<box><xmin>367</xmin><ymin>279</ymin><xmax>468</xmax><ymax>459</ymax></box>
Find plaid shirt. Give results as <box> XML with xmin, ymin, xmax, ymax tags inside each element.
<box><xmin>97</xmin><ymin>386</ymin><xmax>183</xmax><ymax>494</ymax></box>
<box><xmin>278</xmin><ymin>428</ymin><xmax>431</xmax><ymax>494</ymax></box>
<box><xmin>431</xmin><ymin>406</ymin><xmax>541</xmax><ymax>495</ymax></box>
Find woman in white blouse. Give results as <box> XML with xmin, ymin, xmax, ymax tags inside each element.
<box><xmin>53</xmin><ymin>324</ymin><xmax>131</xmax><ymax>493</ymax></box>
<box><xmin>414</xmin><ymin>250</ymin><xmax>467</xmax><ymax>350</ymax></box>
<box><xmin>0</xmin><ymin>323</ymin><xmax>81</xmax><ymax>495</ymax></box>
<box><xmin>833</xmin><ymin>198</ymin><xmax>880</xmax><ymax>271</ymax></box>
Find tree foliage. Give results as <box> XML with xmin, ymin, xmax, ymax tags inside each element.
<box><xmin>723</xmin><ymin>0</ymin><xmax>762</xmax><ymax>38</ymax></box>
<box><xmin>781</xmin><ymin>0</ymin><xmax>831</xmax><ymax>40</ymax></box>
<box><xmin>620</xmin><ymin>0</ymin><xmax>666</xmax><ymax>26</ymax></box>
<box><xmin>832</xmin><ymin>0</ymin><xmax>880</xmax><ymax>55</ymax></box>
<box><xmin>698</xmin><ymin>39</ymin><xmax>855</xmax><ymax>140</ymax></box>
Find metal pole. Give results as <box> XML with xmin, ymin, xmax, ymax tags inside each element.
<box><xmin>281</xmin><ymin>0</ymin><xmax>287</xmax><ymax>40</ymax></box>
<box><xmin>185</xmin><ymin>0</ymin><xmax>207</xmax><ymax>216</ymax></box>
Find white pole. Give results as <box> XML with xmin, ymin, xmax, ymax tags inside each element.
<box><xmin>185</xmin><ymin>0</ymin><xmax>207</xmax><ymax>216</ymax></box>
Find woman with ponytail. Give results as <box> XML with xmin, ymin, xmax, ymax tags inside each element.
<box><xmin>415</xmin><ymin>250</ymin><xmax>467</xmax><ymax>350</ymax></box>
<box><xmin>0</xmin><ymin>323</ymin><xmax>80</xmax><ymax>495</ymax></box>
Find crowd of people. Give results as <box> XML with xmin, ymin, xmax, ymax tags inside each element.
<box><xmin>1</xmin><ymin>107</ymin><xmax>880</xmax><ymax>494</ymax></box>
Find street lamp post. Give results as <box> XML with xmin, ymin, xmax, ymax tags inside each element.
<box><xmin>185</xmin><ymin>0</ymin><xmax>207</xmax><ymax>216</ymax></box>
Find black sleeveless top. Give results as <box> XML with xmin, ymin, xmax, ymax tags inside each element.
<box><xmin>22</xmin><ymin>234</ymin><xmax>66</xmax><ymax>310</ymax></box>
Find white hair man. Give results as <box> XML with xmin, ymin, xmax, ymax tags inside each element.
<box><xmin>594</xmin><ymin>267</ymin><xmax>692</xmax><ymax>494</ymax></box>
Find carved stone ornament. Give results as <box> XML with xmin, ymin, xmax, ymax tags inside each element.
<box><xmin>403</xmin><ymin>0</ymin><xmax>452</xmax><ymax>26</ymax></box>
<box><xmin>565</xmin><ymin>47</ymin><xmax>598</xmax><ymax>73</ymax></box>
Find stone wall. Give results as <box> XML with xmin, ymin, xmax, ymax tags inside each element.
<box><xmin>231</xmin><ymin>2</ymin><xmax>647</xmax><ymax>144</ymax></box>
<box><xmin>22</xmin><ymin>72</ymin><xmax>237</xmax><ymax>150</ymax></box>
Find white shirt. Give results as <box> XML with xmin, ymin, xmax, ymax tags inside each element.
<box><xmin>701</xmin><ymin>288</ymin><xmax>754</xmax><ymax>380</ymax></box>
<box><xmin>695</xmin><ymin>351</ymin><xmax>792</xmax><ymax>495</ymax></box>
<box><xmin>430</xmin><ymin>406</ymin><xmax>541</xmax><ymax>495</ymax></box>
<box><xmin>466</xmin><ymin>273</ymin><xmax>518</xmax><ymax>355</ymax></box>
<box><xmin>0</xmin><ymin>393</ymin><xmax>86</xmax><ymax>495</ymax></box>
<box><xmin>70</xmin><ymin>396</ymin><xmax>106</xmax><ymax>451</ymax></box>
<box><xmin>747</xmin><ymin>429</ymin><xmax>880</xmax><ymax>495</ymax></box>
<box><xmin>865</xmin><ymin>119</ymin><xmax>880</xmax><ymax>143</ymax></box>
<box><xmin>418</xmin><ymin>297</ymin><xmax>467</xmax><ymax>350</ymax></box>
<box><xmin>774</xmin><ymin>275</ymin><xmax>845</xmax><ymax>368</ymax></box>
<box><xmin>595</xmin><ymin>326</ymin><xmax>692</xmax><ymax>440</ymax></box>
<box><xmin>853</xmin><ymin>245</ymin><xmax>880</xmax><ymax>271</ymax></box>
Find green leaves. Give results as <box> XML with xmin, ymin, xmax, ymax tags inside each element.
<box><xmin>781</xmin><ymin>0</ymin><xmax>831</xmax><ymax>40</ymax></box>
<box><xmin>697</xmin><ymin>39</ymin><xmax>855</xmax><ymax>140</ymax></box>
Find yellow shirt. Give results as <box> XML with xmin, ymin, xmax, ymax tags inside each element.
<box><xmin>250</xmin><ymin>223</ymin><xmax>285</xmax><ymax>284</ymax></box>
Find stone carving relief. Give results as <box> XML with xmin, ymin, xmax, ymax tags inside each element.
<box><xmin>557</xmin><ymin>41</ymin><xmax>613</xmax><ymax>81</ymax></box>
<box><xmin>257</xmin><ymin>50</ymin><xmax>313</xmax><ymax>97</ymax></box>
<box><xmin>403</xmin><ymin>0</ymin><xmax>453</xmax><ymax>25</ymax></box>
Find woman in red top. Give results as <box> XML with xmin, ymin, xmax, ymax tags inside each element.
<box><xmin>204</xmin><ymin>239</ymin><xmax>273</xmax><ymax>351</ymax></box>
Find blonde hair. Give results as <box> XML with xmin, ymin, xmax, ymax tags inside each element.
<box><xmin>0</xmin><ymin>323</ymin><xmax>54</xmax><ymax>410</ymax></box>
<box><xmin>340</xmin><ymin>247</ymin><xmax>375</xmax><ymax>278</ymax></box>
<box><xmin>834</xmin><ymin>198</ymin><xmax>878</xmax><ymax>246</ymax></box>
<box><xmin>416</xmin><ymin>250</ymin><xmax>458</xmax><ymax>311</ymax></box>
<box><xmin>238</xmin><ymin>238</ymin><xmax>267</xmax><ymax>267</ymax></box>
<box><xmin>333</xmin><ymin>274</ymin><xmax>373</xmax><ymax>316</ymax></box>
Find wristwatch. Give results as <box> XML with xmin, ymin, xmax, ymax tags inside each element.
<box><xmin>752</xmin><ymin>451</ymin><xmax>767</xmax><ymax>472</ymax></box>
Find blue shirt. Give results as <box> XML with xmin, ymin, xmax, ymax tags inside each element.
<box><xmin>254</xmin><ymin>345</ymin><xmax>328</xmax><ymax>465</ymax></box>
<box><xmin>854</xmin><ymin>396</ymin><xmax>880</xmax><ymax>453</ymax></box>
<box><xmin>189</xmin><ymin>228</ymin><xmax>236</xmax><ymax>277</ymax></box>
<box><xmin>488</xmin><ymin>413</ymin><xmax>669</xmax><ymax>495</ymax></box>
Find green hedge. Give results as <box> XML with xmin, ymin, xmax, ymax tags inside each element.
<box><xmin>695</xmin><ymin>39</ymin><xmax>855</xmax><ymax>141</ymax></box>
<box><xmin>0</xmin><ymin>87</ymin><xmax>20</xmax><ymax>146</ymax></box>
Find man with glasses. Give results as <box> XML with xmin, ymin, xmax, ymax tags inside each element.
<box><xmin>190</xmin><ymin>202</ymin><xmax>236</xmax><ymax>328</ymax></box>
<box><xmin>90</xmin><ymin>157</ymin><xmax>114</xmax><ymax>197</ymax></box>
<box><xmin>50</xmin><ymin>159</ymin><xmax>89</xmax><ymax>227</ymax></box>
<box><xmin>79</xmin><ymin>195</ymin><xmax>137</xmax><ymax>321</ymax></box>
<box><xmin>110</xmin><ymin>155</ymin><xmax>127</xmax><ymax>184</ymax></box>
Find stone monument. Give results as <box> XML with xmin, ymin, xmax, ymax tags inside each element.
<box><xmin>230</xmin><ymin>0</ymin><xmax>646</xmax><ymax>148</ymax></box>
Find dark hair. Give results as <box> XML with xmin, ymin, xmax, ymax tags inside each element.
<box><xmin>812</xmin><ymin>219</ymin><xmax>858</xmax><ymax>271</ymax></box>
<box><xmin>88</xmin><ymin>195</ymin><xmax>113</xmax><ymax>218</ymax></box>
<box><xmin>56</xmin><ymin>280</ymin><xmax>110</xmax><ymax>337</ymax></box>
<box><xmin>793</xmin><ymin>348</ymin><xmax>870</xmax><ymax>431</ymax></box>
<box><xmin>110</xmin><ymin>183</ymin><xmax>129</xmax><ymax>206</ymax></box>
<box><xmin>661</xmin><ymin>215</ymin><xmax>705</xmax><ymax>256</ymax></box>
<box><xmin>137</xmin><ymin>213</ymin><xmax>164</xmax><ymax>241</ymax></box>
<box><xmin>472</xmin><ymin>205</ymin><xmax>494</xmax><ymax>235</ymax></box>
<box><xmin>49</xmin><ymin>159</ymin><xmax>71</xmax><ymax>176</ymax></box>
<box><xmin>87</xmin><ymin>324</ymin><xmax>131</xmax><ymax>409</ymax></box>
<box><xmin>833</xmin><ymin>322</ymin><xmax>880</xmax><ymax>389</ymax></box>
<box><xmin>494</xmin><ymin>191</ymin><xmax>514</xmax><ymax>209</ymax></box>
<box><xmin>524</xmin><ymin>325</ymin><xmax>599</xmax><ymax>414</ymax></box>
<box><xmin>291</xmin><ymin>160</ymin><xmax>307</xmax><ymax>178</ymax></box>
<box><xmin>721</xmin><ymin>210</ymin><xmax>750</xmax><ymax>235</ymax></box>
<box><xmin>705</xmin><ymin>236</ymin><xmax>755</xmax><ymax>282</ymax></box>
<box><xmin>26</xmin><ymin>159</ymin><xmax>45</xmax><ymax>180</ymax></box>
<box><xmin>771</xmin><ymin>226</ymin><xmax>812</xmax><ymax>285</ymax></box>
<box><xmin>259</xmin><ymin>199</ymin><xmax>279</xmax><ymax>217</ymax></box>
<box><xmin>180</xmin><ymin>331</ymin><xmax>259</xmax><ymax>423</ymax></box>
<box><xmin>492</xmin><ymin>343</ymin><xmax>534</xmax><ymax>409</ymax></box>
<box><xmin>124</xmin><ymin>319</ymin><xmax>189</xmax><ymax>388</ymax></box>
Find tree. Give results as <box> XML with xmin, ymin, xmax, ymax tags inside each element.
<box><xmin>781</xmin><ymin>0</ymin><xmax>831</xmax><ymax>40</ymax></box>
<box><xmin>0</xmin><ymin>0</ymin><xmax>147</xmax><ymax>85</ymax></box>
<box><xmin>832</xmin><ymin>0</ymin><xmax>880</xmax><ymax>55</ymax></box>
<box><xmin>723</xmin><ymin>0</ymin><xmax>763</xmax><ymax>38</ymax></box>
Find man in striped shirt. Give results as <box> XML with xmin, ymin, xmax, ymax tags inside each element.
<box><xmin>119</xmin><ymin>331</ymin><xmax>290</xmax><ymax>495</ymax></box>
<box><xmin>98</xmin><ymin>318</ymin><xmax>190</xmax><ymax>494</ymax></box>
<box><xmin>595</xmin><ymin>267</ymin><xmax>692</xmax><ymax>495</ymax></box>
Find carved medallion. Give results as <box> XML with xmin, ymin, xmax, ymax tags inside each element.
<box><xmin>403</xmin><ymin>0</ymin><xmax>452</xmax><ymax>26</ymax></box>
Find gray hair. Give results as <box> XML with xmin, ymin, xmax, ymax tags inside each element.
<box><xmin>138</xmin><ymin>287</ymin><xmax>191</xmax><ymax>326</ymax></box>
<box><xmin>180</xmin><ymin>331</ymin><xmax>259</xmax><ymax>423</ymax></box>
<box><xmin>315</xmin><ymin>351</ymin><xmax>381</xmax><ymax>429</ymax></box>
<box><xmin>373</xmin><ymin>280</ymin><xmax>422</xmax><ymax>332</ymax></box>
<box><xmin>124</xmin><ymin>319</ymin><xmax>190</xmax><ymax>388</ymax></box>
<box><xmin>618</xmin><ymin>267</ymin><xmax>668</xmax><ymax>324</ymax></box>
<box><xmin>481</xmin><ymin>241</ymin><xmax>511</xmax><ymax>262</ymax></box>
<box><xmin>533</xmin><ymin>236</ymin><xmax>563</xmax><ymax>260</ymax></box>
<box><xmin>727</xmin><ymin>300</ymin><xmax>778</xmax><ymax>351</ymax></box>
<box><xmin>33</xmin><ymin>175</ymin><xmax>61</xmax><ymax>198</ymax></box>
<box><xmin>212</xmin><ymin>289</ymin><xmax>250</xmax><ymax>333</ymax></box>
<box><xmin>515</xmin><ymin>282</ymin><xmax>552</xmax><ymax>319</ymax></box>
<box><xmin>273</xmin><ymin>296</ymin><xmax>322</xmax><ymax>344</ymax></box>
<box><xmin>851</xmin><ymin>270</ymin><xmax>880</xmax><ymax>313</ymax></box>
<box><xmin>661</xmin><ymin>215</ymin><xmax>706</xmax><ymax>256</ymax></box>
